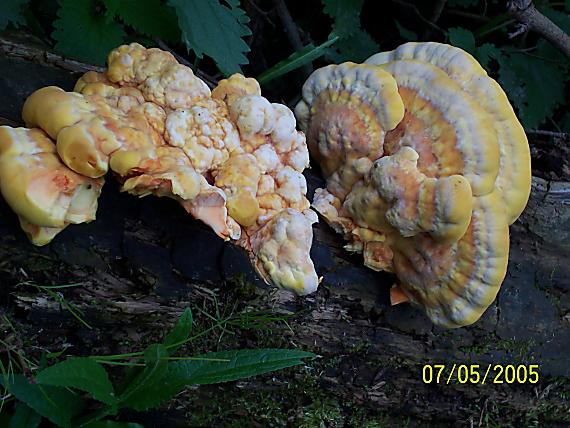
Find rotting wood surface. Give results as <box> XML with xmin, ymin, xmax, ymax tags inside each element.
<box><xmin>0</xmin><ymin>40</ymin><xmax>568</xmax><ymax>426</ymax></box>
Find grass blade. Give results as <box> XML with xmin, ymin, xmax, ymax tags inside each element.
<box><xmin>257</xmin><ymin>36</ymin><xmax>339</xmax><ymax>84</ymax></box>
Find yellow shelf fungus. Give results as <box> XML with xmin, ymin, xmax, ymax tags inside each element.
<box><xmin>296</xmin><ymin>42</ymin><xmax>531</xmax><ymax>327</ymax></box>
<box><xmin>0</xmin><ymin>43</ymin><xmax>318</xmax><ymax>296</ymax></box>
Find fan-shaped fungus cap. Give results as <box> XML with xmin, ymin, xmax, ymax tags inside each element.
<box><xmin>296</xmin><ymin>42</ymin><xmax>530</xmax><ymax>327</ymax></box>
<box><xmin>366</xmin><ymin>42</ymin><xmax>530</xmax><ymax>224</ymax></box>
<box><xmin>0</xmin><ymin>126</ymin><xmax>103</xmax><ymax>244</ymax></box>
<box><xmin>392</xmin><ymin>190</ymin><xmax>509</xmax><ymax>327</ymax></box>
<box><xmin>295</xmin><ymin>62</ymin><xmax>404</xmax><ymax>191</ymax></box>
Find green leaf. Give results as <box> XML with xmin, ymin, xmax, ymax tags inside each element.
<box><xmin>321</xmin><ymin>0</ymin><xmax>378</xmax><ymax>63</ymax></box>
<box><xmin>448</xmin><ymin>28</ymin><xmax>501</xmax><ymax>71</ymax></box>
<box><xmin>0</xmin><ymin>374</ymin><xmax>84</xmax><ymax>428</ymax></box>
<box><xmin>498</xmin><ymin>50</ymin><xmax>566</xmax><ymax>128</ymax></box>
<box><xmin>226</xmin><ymin>0</ymin><xmax>250</xmax><ymax>26</ymax></box>
<box><xmin>52</xmin><ymin>0</ymin><xmax>126</xmax><ymax>65</ymax></box>
<box><xmin>446</xmin><ymin>25</ymin><xmax>568</xmax><ymax>127</ymax></box>
<box><xmin>35</xmin><ymin>357</ymin><xmax>116</xmax><ymax>406</ymax></box>
<box><xmin>448</xmin><ymin>27</ymin><xmax>476</xmax><ymax>54</ymax></box>
<box><xmin>118</xmin><ymin>344</ymin><xmax>168</xmax><ymax>410</ymax></box>
<box><xmin>168</xmin><ymin>348</ymin><xmax>316</xmax><ymax>385</ymax></box>
<box><xmin>8</xmin><ymin>403</ymin><xmax>41</xmax><ymax>428</ymax></box>
<box><xmin>476</xmin><ymin>43</ymin><xmax>501</xmax><ymax>70</ymax></box>
<box><xmin>325</xmin><ymin>29</ymin><xmax>379</xmax><ymax>63</ymax></box>
<box><xmin>321</xmin><ymin>0</ymin><xmax>364</xmax><ymax>38</ymax></box>
<box><xmin>258</xmin><ymin>37</ymin><xmax>339</xmax><ymax>85</ymax></box>
<box><xmin>0</xmin><ymin>0</ymin><xmax>28</xmax><ymax>31</ymax></box>
<box><xmin>85</xmin><ymin>421</ymin><xmax>145</xmax><ymax>428</ymax></box>
<box><xmin>112</xmin><ymin>349</ymin><xmax>315</xmax><ymax>411</ymax></box>
<box><xmin>164</xmin><ymin>308</ymin><xmax>193</xmax><ymax>354</ymax></box>
<box><xmin>168</xmin><ymin>0</ymin><xmax>251</xmax><ymax>75</ymax></box>
<box><xmin>103</xmin><ymin>0</ymin><xmax>179</xmax><ymax>43</ymax></box>
<box><xmin>395</xmin><ymin>20</ymin><xmax>418</xmax><ymax>41</ymax></box>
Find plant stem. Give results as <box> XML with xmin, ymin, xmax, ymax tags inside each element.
<box><xmin>507</xmin><ymin>0</ymin><xmax>570</xmax><ymax>59</ymax></box>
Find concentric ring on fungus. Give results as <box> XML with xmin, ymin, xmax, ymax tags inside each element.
<box><xmin>295</xmin><ymin>42</ymin><xmax>531</xmax><ymax>327</ymax></box>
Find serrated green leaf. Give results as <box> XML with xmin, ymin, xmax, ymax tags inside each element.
<box><xmin>395</xmin><ymin>20</ymin><xmax>418</xmax><ymax>41</ymax></box>
<box><xmin>325</xmin><ymin>28</ymin><xmax>379</xmax><ymax>62</ymax></box>
<box><xmin>496</xmin><ymin>49</ymin><xmax>566</xmax><ymax>128</ymax></box>
<box><xmin>448</xmin><ymin>27</ymin><xmax>476</xmax><ymax>54</ymax></box>
<box><xmin>102</xmin><ymin>0</ymin><xmax>179</xmax><ymax>43</ymax></box>
<box><xmin>168</xmin><ymin>0</ymin><xmax>251</xmax><ymax>75</ymax></box>
<box><xmin>0</xmin><ymin>374</ymin><xmax>84</xmax><ymax>428</ymax></box>
<box><xmin>321</xmin><ymin>0</ymin><xmax>364</xmax><ymax>38</ymax></box>
<box><xmin>164</xmin><ymin>308</ymin><xmax>193</xmax><ymax>354</ymax></box>
<box><xmin>118</xmin><ymin>344</ymin><xmax>168</xmax><ymax>410</ymax></box>
<box><xmin>0</xmin><ymin>0</ymin><xmax>29</xmax><ymax>30</ymax></box>
<box><xmin>225</xmin><ymin>0</ymin><xmax>250</xmax><ymax>26</ymax></box>
<box><xmin>321</xmin><ymin>0</ymin><xmax>377</xmax><ymax>62</ymax></box>
<box><xmin>476</xmin><ymin>42</ymin><xmax>501</xmax><ymax>70</ymax></box>
<box><xmin>258</xmin><ymin>36</ymin><xmax>339</xmax><ymax>85</ymax></box>
<box><xmin>52</xmin><ymin>0</ymin><xmax>126</xmax><ymax>65</ymax></box>
<box><xmin>85</xmin><ymin>421</ymin><xmax>145</xmax><ymax>428</ymax></box>
<box><xmin>35</xmin><ymin>357</ymin><xmax>116</xmax><ymax>406</ymax></box>
<box><xmin>8</xmin><ymin>403</ymin><xmax>41</xmax><ymax>428</ymax></box>
<box><xmin>168</xmin><ymin>348</ymin><xmax>316</xmax><ymax>385</ymax></box>
<box><xmin>449</xmin><ymin>27</ymin><xmax>502</xmax><ymax>71</ymax></box>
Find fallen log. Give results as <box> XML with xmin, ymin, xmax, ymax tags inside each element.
<box><xmin>0</xmin><ymin>39</ymin><xmax>568</xmax><ymax>426</ymax></box>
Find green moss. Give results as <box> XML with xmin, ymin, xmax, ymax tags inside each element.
<box><xmin>300</xmin><ymin>398</ymin><xmax>344</xmax><ymax>428</ymax></box>
<box><xmin>183</xmin><ymin>358</ymin><xmax>432</xmax><ymax>428</ymax></box>
<box><xmin>460</xmin><ymin>335</ymin><xmax>536</xmax><ymax>361</ymax></box>
<box><xmin>495</xmin><ymin>337</ymin><xmax>536</xmax><ymax>361</ymax></box>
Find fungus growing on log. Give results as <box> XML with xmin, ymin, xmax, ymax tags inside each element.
<box><xmin>295</xmin><ymin>42</ymin><xmax>531</xmax><ymax>327</ymax></box>
<box><xmin>0</xmin><ymin>127</ymin><xmax>103</xmax><ymax>245</ymax></box>
<box><xmin>0</xmin><ymin>43</ymin><xmax>318</xmax><ymax>295</ymax></box>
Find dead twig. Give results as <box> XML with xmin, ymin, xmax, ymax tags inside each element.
<box><xmin>0</xmin><ymin>36</ymin><xmax>104</xmax><ymax>74</ymax></box>
<box><xmin>391</xmin><ymin>0</ymin><xmax>446</xmax><ymax>36</ymax></box>
<box><xmin>423</xmin><ymin>0</ymin><xmax>448</xmax><ymax>39</ymax></box>
<box><xmin>507</xmin><ymin>0</ymin><xmax>570</xmax><ymax>59</ymax></box>
<box><xmin>526</xmin><ymin>129</ymin><xmax>570</xmax><ymax>140</ymax></box>
<box><xmin>272</xmin><ymin>0</ymin><xmax>312</xmax><ymax>77</ymax></box>
<box><xmin>443</xmin><ymin>9</ymin><xmax>491</xmax><ymax>22</ymax></box>
<box><xmin>509</xmin><ymin>22</ymin><xmax>530</xmax><ymax>38</ymax></box>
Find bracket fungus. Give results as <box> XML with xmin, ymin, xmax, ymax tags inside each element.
<box><xmin>0</xmin><ymin>127</ymin><xmax>103</xmax><ymax>245</ymax></box>
<box><xmin>295</xmin><ymin>42</ymin><xmax>531</xmax><ymax>327</ymax></box>
<box><xmin>0</xmin><ymin>43</ymin><xmax>318</xmax><ymax>295</ymax></box>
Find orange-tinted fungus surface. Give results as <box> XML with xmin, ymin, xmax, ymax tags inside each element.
<box><xmin>296</xmin><ymin>42</ymin><xmax>530</xmax><ymax>327</ymax></box>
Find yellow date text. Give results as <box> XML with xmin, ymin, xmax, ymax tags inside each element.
<box><xmin>421</xmin><ymin>364</ymin><xmax>539</xmax><ymax>385</ymax></box>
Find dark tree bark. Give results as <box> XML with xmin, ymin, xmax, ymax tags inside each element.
<box><xmin>0</xmin><ymin>40</ymin><xmax>568</xmax><ymax>426</ymax></box>
<box><xmin>507</xmin><ymin>0</ymin><xmax>570</xmax><ymax>58</ymax></box>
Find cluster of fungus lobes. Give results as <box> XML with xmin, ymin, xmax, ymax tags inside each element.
<box><xmin>0</xmin><ymin>41</ymin><xmax>531</xmax><ymax>328</ymax></box>
<box><xmin>295</xmin><ymin>42</ymin><xmax>531</xmax><ymax>327</ymax></box>
<box><xmin>0</xmin><ymin>43</ymin><xmax>319</xmax><ymax>295</ymax></box>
